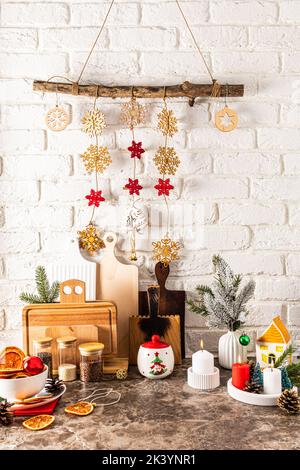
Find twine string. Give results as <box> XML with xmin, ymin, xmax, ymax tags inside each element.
<box><xmin>82</xmin><ymin>388</ymin><xmax>121</xmax><ymax>406</ymax></box>
<box><xmin>162</xmin><ymin>96</ymin><xmax>170</xmax><ymax>237</ymax></box>
<box><xmin>130</xmin><ymin>88</ymin><xmax>137</xmax><ymax>259</ymax></box>
<box><xmin>175</xmin><ymin>0</ymin><xmax>215</xmax><ymax>83</ymax></box>
<box><xmin>77</xmin><ymin>0</ymin><xmax>115</xmax><ymax>84</ymax></box>
<box><xmin>89</xmin><ymin>86</ymin><xmax>100</xmax><ymax>224</ymax></box>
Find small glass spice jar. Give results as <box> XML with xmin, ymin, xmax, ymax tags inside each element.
<box><xmin>79</xmin><ymin>342</ymin><xmax>104</xmax><ymax>382</ymax></box>
<box><xmin>33</xmin><ymin>337</ymin><xmax>53</xmax><ymax>377</ymax></box>
<box><xmin>57</xmin><ymin>336</ymin><xmax>77</xmax><ymax>382</ymax></box>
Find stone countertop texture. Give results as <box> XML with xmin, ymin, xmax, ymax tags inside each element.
<box><xmin>1</xmin><ymin>361</ymin><xmax>299</xmax><ymax>450</ymax></box>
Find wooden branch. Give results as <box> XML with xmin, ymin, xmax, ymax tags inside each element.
<box><xmin>33</xmin><ymin>80</ymin><xmax>244</xmax><ymax>106</ymax></box>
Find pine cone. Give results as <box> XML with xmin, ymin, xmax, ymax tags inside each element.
<box><xmin>44</xmin><ymin>377</ymin><xmax>63</xmax><ymax>394</ymax></box>
<box><xmin>278</xmin><ymin>389</ymin><xmax>300</xmax><ymax>415</ymax></box>
<box><xmin>0</xmin><ymin>400</ymin><xmax>13</xmax><ymax>426</ymax></box>
<box><xmin>243</xmin><ymin>380</ymin><xmax>263</xmax><ymax>394</ymax></box>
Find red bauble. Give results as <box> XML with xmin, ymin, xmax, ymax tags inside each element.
<box><xmin>154</xmin><ymin>178</ymin><xmax>174</xmax><ymax>196</ymax></box>
<box><xmin>23</xmin><ymin>356</ymin><xmax>44</xmax><ymax>375</ymax></box>
<box><xmin>128</xmin><ymin>141</ymin><xmax>145</xmax><ymax>159</ymax></box>
<box><xmin>124</xmin><ymin>178</ymin><xmax>143</xmax><ymax>196</ymax></box>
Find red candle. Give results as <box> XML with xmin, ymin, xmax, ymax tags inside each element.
<box><xmin>232</xmin><ymin>362</ymin><xmax>250</xmax><ymax>390</ymax></box>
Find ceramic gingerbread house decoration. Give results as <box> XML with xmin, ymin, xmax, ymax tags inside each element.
<box><xmin>256</xmin><ymin>316</ymin><xmax>291</xmax><ymax>368</ymax></box>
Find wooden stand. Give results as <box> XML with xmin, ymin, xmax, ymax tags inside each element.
<box><xmin>139</xmin><ymin>262</ymin><xmax>186</xmax><ymax>357</ymax></box>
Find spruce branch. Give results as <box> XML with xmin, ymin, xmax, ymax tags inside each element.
<box><xmin>286</xmin><ymin>363</ymin><xmax>300</xmax><ymax>388</ymax></box>
<box><xmin>19</xmin><ymin>292</ymin><xmax>42</xmax><ymax>304</ymax></box>
<box><xmin>48</xmin><ymin>281</ymin><xmax>60</xmax><ymax>303</ymax></box>
<box><xmin>274</xmin><ymin>343</ymin><xmax>296</xmax><ymax>368</ymax></box>
<box><xmin>20</xmin><ymin>266</ymin><xmax>60</xmax><ymax>304</ymax></box>
<box><xmin>187</xmin><ymin>255</ymin><xmax>255</xmax><ymax>331</ymax></box>
<box><xmin>35</xmin><ymin>266</ymin><xmax>51</xmax><ymax>302</ymax></box>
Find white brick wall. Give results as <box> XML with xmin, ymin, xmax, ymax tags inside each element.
<box><xmin>1</xmin><ymin>0</ymin><xmax>300</xmax><ymax>354</ymax></box>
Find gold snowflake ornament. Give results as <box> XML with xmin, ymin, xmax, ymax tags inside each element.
<box><xmin>121</xmin><ymin>99</ymin><xmax>145</xmax><ymax>128</ymax></box>
<box><xmin>78</xmin><ymin>224</ymin><xmax>105</xmax><ymax>255</ymax></box>
<box><xmin>81</xmin><ymin>145</ymin><xmax>112</xmax><ymax>174</ymax></box>
<box><xmin>154</xmin><ymin>146</ymin><xmax>180</xmax><ymax>175</ymax></box>
<box><xmin>81</xmin><ymin>108</ymin><xmax>106</xmax><ymax>137</ymax></box>
<box><xmin>153</xmin><ymin>237</ymin><xmax>181</xmax><ymax>267</ymax></box>
<box><xmin>157</xmin><ymin>107</ymin><xmax>178</xmax><ymax>137</ymax></box>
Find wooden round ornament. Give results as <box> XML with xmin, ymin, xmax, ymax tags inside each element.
<box><xmin>215</xmin><ymin>105</ymin><xmax>238</xmax><ymax>132</ymax></box>
<box><xmin>45</xmin><ymin>105</ymin><xmax>69</xmax><ymax>131</ymax></box>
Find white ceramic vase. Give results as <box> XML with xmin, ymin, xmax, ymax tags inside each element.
<box><xmin>218</xmin><ymin>331</ymin><xmax>247</xmax><ymax>369</ymax></box>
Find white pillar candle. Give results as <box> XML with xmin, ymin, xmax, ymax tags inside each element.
<box><xmin>192</xmin><ymin>349</ymin><xmax>214</xmax><ymax>375</ymax></box>
<box><xmin>263</xmin><ymin>367</ymin><xmax>282</xmax><ymax>395</ymax></box>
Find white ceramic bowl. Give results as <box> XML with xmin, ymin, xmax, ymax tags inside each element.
<box><xmin>0</xmin><ymin>366</ymin><xmax>48</xmax><ymax>401</ymax></box>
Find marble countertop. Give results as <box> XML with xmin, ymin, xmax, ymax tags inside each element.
<box><xmin>1</xmin><ymin>361</ymin><xmax>299</xmax><ymax>450</ymax></box>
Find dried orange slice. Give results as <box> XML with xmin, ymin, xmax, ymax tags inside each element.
<box><xmin>64</xmin><ymin>401</ymin><xmax>95</xmax><ymax>416</ymax></box>
<box><xmin>0</xmin><ymin>346</ymin><xmax>25</xmax><ymax>371</ymax></box>
<box><xmin>23</xmin><ymin>415</ymin><xmax>55</xmax><ymax>431</ymax></box>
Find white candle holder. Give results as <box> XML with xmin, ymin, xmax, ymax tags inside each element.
<box><xmin>187</xmin><ymin>366</ymin><xmax>220</xmax><ymax>390</ymax></box>
<box><xmin>227</xmin><ymin>378</ymin><xmax>281</xmax><ymax>406</ymax></box>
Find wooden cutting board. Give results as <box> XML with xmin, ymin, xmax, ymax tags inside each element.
<box><xmin>97</xmin><ymin>232</ymin><xmax>138</xmax><ymax>358</ymax></box>
<box><xmin>47</xmin><ymin>234</ymin><xmax>97</xmax><ymax>301</ymax></box>
<box><xmin>23</xmin><ymin>279</ymin><xmax>118</xmax><ymax>374</ymax></box>
<box><xmin>139</xmin><ymin>262</ymin><xmax>186</xmax><ymax>357</ymax></box>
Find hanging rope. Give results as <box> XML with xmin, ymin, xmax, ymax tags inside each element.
<box><xmin>77</xmin><ymin>0</ymin><xmax>115</xmax><ymax>84</ymax></box>
<box><xmin>175</xmin><ymin>0</ymin><xmax>217</xmax><ymax>86</ymax></box>
<box><xmin>43</xmin><ymin>0</ymin><xmax>225</xmax><ymax>101</ymax></box>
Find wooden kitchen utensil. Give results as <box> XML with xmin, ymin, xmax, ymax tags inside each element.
<box><xmin>139</xmin><ymin>262</ymin><xmax>186</xmax><ymax>357</ymax></box>
<box><xmin>23</xmin><ymin>279</ymin><xmax>118</xmax><ymax>374</ymax></box>
<box><xmin>97</xmin><ymin>232</ymin><xmax>138</xmax><ymax>358</ymax></box>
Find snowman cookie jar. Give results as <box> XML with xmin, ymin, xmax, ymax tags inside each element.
<box><xmin>137</xmin><ymin>335</ymin><xmax>174</xmax><ymax>379</ymax></box>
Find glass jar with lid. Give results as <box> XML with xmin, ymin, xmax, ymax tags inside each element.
<box><xmin>57</xmin><ymin>336</ymin><xmax>77</xmax><ymax>382</ymax></box>
<box><xmin>33</xmin><ymin>337</ymin><xmax>53</xmax><ymax>377</ymax></box>
<box><xmin>79</xmin><ymin>342</ymin><xmax>104</xmax><ymax>382</ymax></box>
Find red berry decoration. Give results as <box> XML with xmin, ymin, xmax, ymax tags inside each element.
<box><xmin>154</xmin><ymin>178</ymin><xmax>174</xmax><ymax>196</ymax></box>
<box><xmin>23</xmin><ymin>356</ymin><xmax>44</xmax><ymax>375</ymax></box>
<box><xmin>128</xmin><ymin>141</ymin><xmax>145</xmax><ymax>159</ymax></box>
<box><xmin>85</xmin><ymin>189</ymin><xmax>105</xmax><ymax>207</ymax></box>
<box><xmin>125</xmin><ymin>178</ymin><xmax>143</xmax><ymax>196</ymax></box>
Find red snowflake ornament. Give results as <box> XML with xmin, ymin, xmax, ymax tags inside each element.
<box><xmin>125</xmin><ymin>178</ymin><xmax>143</xmax><ymax>196</ymax></box>
<box><xmin>128</xmin><ymin>141</ymin><xmax>145</xmax><ymax>159</ymax></box>
<box><xmin>85</xmin><ymin>189</ymin><xmax>105</xmax><ymax>207</ymax></box>
<box><xmin>154</xmin><ymin>178</ymin><xmax>174</xmax><ymax>196</ymax></box>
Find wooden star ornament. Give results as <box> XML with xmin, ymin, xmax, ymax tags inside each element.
<box><xmin>154</xmin><ymin>178</ymin><xmax>174</xmax><ymax>196</ymax></box>
<box><xmin>128</xmin><ymin>141</ymin><xmax>145</xmax><ymax>159</ymax></box>
<box><xmin>85</xmin><ymin>189</ymin><xmax>105</xmax><ymax>207</ymax></box>
<box><xmin>215</xmin><ymin>105</ymin><xmax>238</xmax><ymax>132</ymax></box>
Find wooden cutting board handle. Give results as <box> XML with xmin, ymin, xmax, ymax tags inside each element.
<box><xmin>155</xmin><ymin>262</ymin><xmax>170</xmax><ymax>295</ymax></box>
<box><xmin>155</xmin><ymin>262</ymin><xmax>173</xmax><ymax>315</ymax></box>
<box><xmin>60</xmin><ymin>279</ymin><xmax>86</xmax><ymax>304</ymax></box>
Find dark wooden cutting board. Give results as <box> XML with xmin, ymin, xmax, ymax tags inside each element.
<box><xmin>138</xmin><ymin>262</ymin><xmax>186</xmax><ymax>357</ymax></box>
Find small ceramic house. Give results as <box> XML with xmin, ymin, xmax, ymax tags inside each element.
<box><xmin>256</xmin><ymin>316</ymin><xmax>291</xmax><ymax>368</ymax></box>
